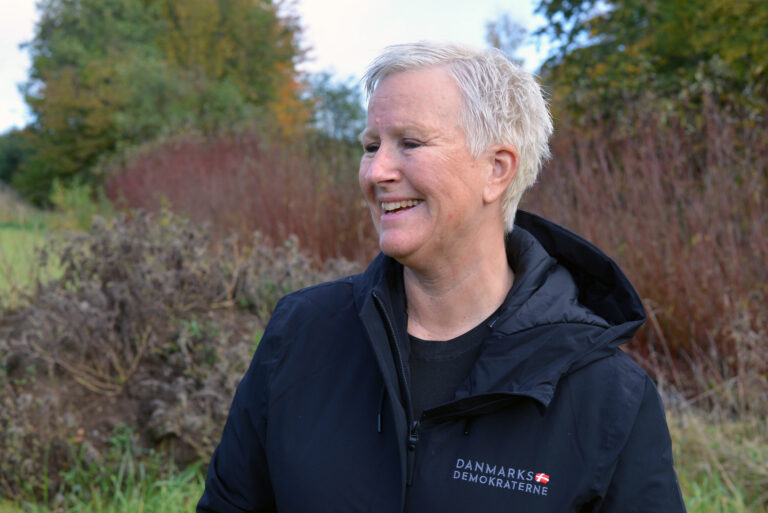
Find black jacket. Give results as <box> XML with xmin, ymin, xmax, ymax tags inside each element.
<box><xmin>198</xmin><ymin>211</ymin><xmax>686</xmax><ymax>512</ymax></box>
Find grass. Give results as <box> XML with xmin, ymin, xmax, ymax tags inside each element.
<box><xmin>0</xmin><ymin>222</ymin><xmax>47</xmax><ymax>300</ymax></box>
<box><xmin>669</xmin><ymin>398</ymin><xmax>768</xmax><ymax>513</ymax></box>
<box><xmin>2</xmin><ymin>424</ymin><xmax>206</xmax><ymax>513</ymax></box>
<box><xmin>1</xmin><ymin>466</ymin><xmax>204</xmax><ymax>513</ymax></box>
<box><xmin>0</xmin><ymin>188</ymin><xmax>62</xmax><ymax>306</ymax></box>
<box><xmin>56</xmin><ymin>465</ymin><xmax>204</xmax><ymax>513</ymax></box>
<box><xmin>2</xmin><ymin>103</ymin><xmax>765</xmax><ymax>510</ymax></box>
<box><xmin>0</xmin><ymin>221</ymin><xmax>60</xmax><ymax>308</ymax></box>
<box><xmin>0</xmin><ymin>222</ymin><xmax>43</xmax><ymax>267</ymax></box>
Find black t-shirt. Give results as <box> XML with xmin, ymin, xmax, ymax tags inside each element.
<box><xmin>408</xmin><ymin>317</ymin><xmax>492</xmax><ymax>420</ymax></box>
<box><xmin>405</xmin><ymin>230</ymin><xmax>529</xmax><ymax>420</ymax></box>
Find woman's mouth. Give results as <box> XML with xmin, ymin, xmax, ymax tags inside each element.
<box><xmin>381</xmin><ymin>199</ymin><xmax>422</xmax><ymax>214</ymax></box>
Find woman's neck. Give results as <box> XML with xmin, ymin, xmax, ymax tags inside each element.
<box><xmin>403</xmin><ymin>237</ymin><xmax>513</xmax><ymax>341</ymax></box>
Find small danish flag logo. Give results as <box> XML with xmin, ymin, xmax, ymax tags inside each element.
<box><xmin>534</xmin><ymin>473</ymin><xmax>550</xmax><ymax>484</ymax></box>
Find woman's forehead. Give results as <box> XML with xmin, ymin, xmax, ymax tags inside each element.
<box><xmin>371</xmin><ymin>67</ymin><xmax>459</xmax><ymax>103</ymax></box>
<box><xmin>364</xmin><ymin>71</ymin><xmax>461</xmax><ymax>132</ymax></box>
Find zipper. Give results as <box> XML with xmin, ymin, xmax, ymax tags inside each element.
<box><xmin>368</xmin><ymin>292</ymin><xmax>535</xmax><ymax>489</ymax></box>
<box><xmin>372</xmin><ymin>290</ymin><xmax>413</xmax><ymax>408</ymax></box>
<box><xmin>372</xmin><ymin>291</ymin><xmax>414</xmax><ymax>415</ymax></box>
<box><xmin>406</xmin><ymin>420</ymin><xmax>420</xmax><ymax>486</ymax></box>
<box><xmin>372</xmin><ymin>291</ymin><xmax>418</xmax><ymax>487</ymax></box>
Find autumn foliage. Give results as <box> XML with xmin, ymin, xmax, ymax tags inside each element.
<box><xmin>15</xmin><ymin>0</ymin><xmax>305</xmax><ymax>204</ymax></box>
<box><xmin>534</xmin><ymin>0</ymin><xmax>768</xmax><ymax>125</ymax></box>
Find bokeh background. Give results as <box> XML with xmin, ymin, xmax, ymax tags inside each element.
<box><xmin>0</xmin><ymin>1</ymin><xmax>765</xmax><ymax>511</ymax></box>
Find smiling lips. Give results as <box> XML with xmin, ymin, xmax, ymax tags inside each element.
<box><xmin>381</xmin><ymin>199</ymin><xmax>422</xmax><ymax>214</ymax></box>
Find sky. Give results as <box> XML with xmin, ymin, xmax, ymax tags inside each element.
<box><xmin>0</xmin><ymin>0</ymin><xmax>550</xmax><ymax>133</ymax></box>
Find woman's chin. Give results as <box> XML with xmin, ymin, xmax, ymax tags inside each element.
<box><xmin>378</xmin><ymin>234</ymin><xmax>418</xmax><ymax>262</ymax></box>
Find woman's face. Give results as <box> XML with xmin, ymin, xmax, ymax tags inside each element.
<box><xmin>359</xmin><ymin>67</ymin><xmax>496</xmax><ymax>271</ymax></box>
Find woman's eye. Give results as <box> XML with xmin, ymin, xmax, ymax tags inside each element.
<box><xmin>363</xmin><ymin>143</ymin><xmax>379</xmax><ymax>153</ymax></box>
<box><xmin>402</xmin><ymin>139</ymin><xmax>422</xmax><ymax>149</ymax></box>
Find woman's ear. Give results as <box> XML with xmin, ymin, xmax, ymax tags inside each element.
<box><xmin>483</xmin><ymin>144</ymin><xmax>518</xmax><ymax>204</ymax></box>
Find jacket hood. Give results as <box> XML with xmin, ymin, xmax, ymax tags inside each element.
<box><xmin>353</xmin><ymin>210</ymin><xmax>646</xmax><ymax>411</ymax></box>
<box><xmin>513</xmin><ymin>211</ymin><xmax>645</xmax><ymax>328</ymax></box>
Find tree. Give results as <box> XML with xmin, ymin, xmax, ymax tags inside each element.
<box><xmin>18</xmin><ymin>0</ymin><xmax>305</xmax><ymax>204</ymax></box>
<box><xmin>0</xmin><ymin>130</ymin><xmax>35</xmax><ymax>186</ymax></box>
<box><xmin>18</xmin><ymin>0</ymin><xmax>161</xmax><ymax>202</ymax></box>
<box><xmin>306</xmin><ymin>72</ymin><xmax>365</xmax><ymax>144</ymax></box>
<box><xmin>156</xmin><ymin>0</ymin><xmax>306</xmax><ymax>130</ymax></box>
<box><xmin>532</xmin><ymin>0</ymin><xmax>768</xmax><ymax>124</ymax></box>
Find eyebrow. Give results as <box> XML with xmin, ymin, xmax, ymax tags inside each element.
<box><xmin>359</xmin><ymin>123</ymin><xmax>431</xmax><ymax>144</ymax></box>
<box><xmin>359</xmin><ymin>125</ymin><xmax>391</xmax><ymax>142</ymax></box>
<box><xmin>358</xmin><ymin>128</ymin><xmax>374</xmax><ymax>144</ymax></box>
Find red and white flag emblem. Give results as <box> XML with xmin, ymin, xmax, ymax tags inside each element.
<box><xmin>534</xmin><ymin>473</ymin><xmax>550</xmax><ymax>484</ymax></box>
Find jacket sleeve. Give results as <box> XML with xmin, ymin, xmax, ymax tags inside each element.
<box><xmin>196</xmin><ymin>301</ymin><xmax>290</xmax><ymax>513</ymax></box>
<box><xmin>598</xmin><ymin>377</ymin><xmax>687</xmax><ymax>513</ymax></box>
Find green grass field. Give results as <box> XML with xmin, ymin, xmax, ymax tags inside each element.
<box><xmin>0</xmin><ymin>189</ymin><xmax>59</xmax><ymax>305</ymax></box>
<box><xmin>0</xmin><ymin>222</ymin><xmax>58</xmax><ymax>306</ymax></box>
<box><xmin>671</xmin><ymin>409</ymin><xmax>767</xmax><ymax>513</ymax></box>
<box><xmin>0</xmin><ymin>224</ymin><xmax>43</xmax><ymax>289</ymax></box>
<box><xmin>0</xmin><ymin>467</ymin><xmax>204</xmax><ymax>513</ymax></box>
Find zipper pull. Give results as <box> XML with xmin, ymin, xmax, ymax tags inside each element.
<box><xmin>406</xmin><ymin>420</ymin><xmax>419</xmax><ymax>486</ymax></box>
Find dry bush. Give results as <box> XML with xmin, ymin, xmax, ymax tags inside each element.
<box><xmin>0</xmin><ymin>211</ymin><xmax>360</xmax><ymax>500</ymax></box>
<box><xmin>105</xmin><ymin>131</ymin><xmax>378</xmax><ymax>264</ymax></box>
<box><xmin>524</xmin><ymin>103</ymin><xmax>768</xmax><ymax>392</ymax></box>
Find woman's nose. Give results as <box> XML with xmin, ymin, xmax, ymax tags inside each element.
<box><xmin>366</xmin><ymin>144</ymin><xmax>400</xmax><ymax>184</ymax></box>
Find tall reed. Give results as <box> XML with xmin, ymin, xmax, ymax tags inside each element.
<box><xmin>524</xmin><ymin>104</ymin><xmax>767</xmax><ymax>391</ymax></box>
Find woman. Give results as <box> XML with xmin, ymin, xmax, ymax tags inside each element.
<box><xmin>198</xmin><ymin>42</ymin><xmax>686</xmax><ymax>512</ymax></box>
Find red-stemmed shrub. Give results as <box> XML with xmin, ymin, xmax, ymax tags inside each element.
<box><xmin>106</xmin><ymin>131</ymin><xmax>378</xmax><ymax>263</ymax></box>
<box><xmin>524</xmin><ymin>105</ymin><xmax>767</xmax><ymax>394</ymax></box>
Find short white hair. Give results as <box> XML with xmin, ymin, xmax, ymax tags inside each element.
<box><xmin>363</xmin><ymin>41</ymin><xmax>553</xmax><ymax>230</ymax></box>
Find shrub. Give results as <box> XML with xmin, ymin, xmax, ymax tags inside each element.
<box><xmin>105</xmin><ymin>131</ymin><xmax>376</xmax><ymax>263</ymax></box>
<box><xmin>0</xmin><ymin>211</ymin><xmax>360</xmax><ymax>501</ymax></box>
<box><xmin>48</xmin><ymin>180</ymin><xmax>115</xmax><ymax>233</ymax></box>
<box><xmin>523</xmin><ymin>103</ymin><xmax>767</xmax><ymax>391</ymax></box>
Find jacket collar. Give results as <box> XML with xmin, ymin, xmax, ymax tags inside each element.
<box><xmin>353</xmin><ymin>211</ymin><xmax>646</xmax><ymax>409</ymax></box>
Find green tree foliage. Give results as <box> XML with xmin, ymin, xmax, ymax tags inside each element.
<box><xmin>17</xmin><ymin>0</ymin><xmax>304</xmax><ymax>205</ymax></box>
<box><xmin>18</xmin><ymin>0</ymin><xmax>162</xmax><ymax>203</ymax></box>
<box><xmin>531</xmin><ymin>0</ymin><xmax>768</xmax><ymax>124</ymax></box>
<box><xmin>306</xmin><ymin>72</ymin><xmax>365</xmax><ymax>144</ymax></box>
<box><xmin>0</xmin><ymin>130</ymin><xmax>35</xmax><ymax>186</ymax></box>
<box><xmin>156</xmin><ymin>0</ymin><xmax>309</xmax><ymax>133</ymax></box>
